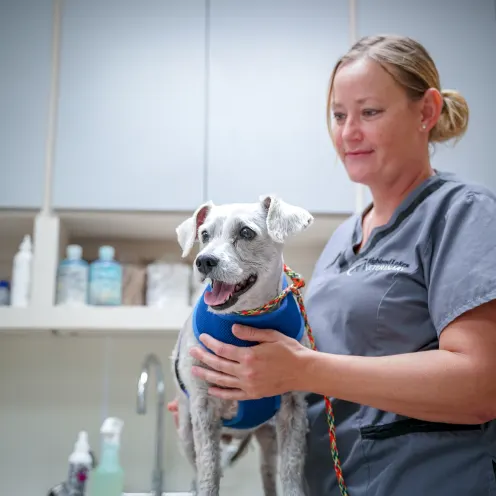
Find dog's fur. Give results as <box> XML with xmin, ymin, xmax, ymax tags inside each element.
<box><xmin>171</xmin><ymin>195</ymin><xmax>314</xmax><ymax>496</ymax></box>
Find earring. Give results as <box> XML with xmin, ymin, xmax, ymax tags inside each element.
<box><xmin>421</xmin><ymin>123</ymin><xmax>427</xmax><ymax>130</ymax></box>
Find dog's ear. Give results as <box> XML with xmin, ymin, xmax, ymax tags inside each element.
<box><xmin>175</xmin><ymin>201</ymin><xmax>214</xmax><ymax>257</ymax></box>
<box><xmin>260</xmin><ymin>195</ymin><xmax>314</xmax><ymax>243</ymax></box>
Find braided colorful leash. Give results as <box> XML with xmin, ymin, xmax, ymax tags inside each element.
<box><xmin>235</xmin><ymin>264</ymin><xmax>349</xmax><ymax>496</ymax></box>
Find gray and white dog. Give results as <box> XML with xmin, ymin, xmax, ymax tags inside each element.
<box><xmin>171</xmin><ymin>194</ymin><xmax>314</xmax><ymax>496</ymax></box>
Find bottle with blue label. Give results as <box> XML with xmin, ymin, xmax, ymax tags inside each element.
<box><xmin>0</xmin><ymin>280</ymin><xmax>10</xmax><ymax>306</ymax></box>
<box><xmin>89</xmin><ymin>246</ymin><xmax>122</xmax><ymax>306</ymax></box>
<box><xmin>57</xmin><ymin>244</ymin><xmax>89</xmax><ymax>306</ymax></box>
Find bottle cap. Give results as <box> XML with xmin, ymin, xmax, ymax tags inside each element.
<box><xmin>100</xmin><ymin>417</ymin><xmax>124</xmax><ymax>446</ymax></box>
<box><xmin>98</xmin><ymin>245</ymin><xmax>115</xmax><ymax>261</ymax></box>
<box><xmin>66</xmin><ymin>244</ymin><xmax>83</xmax><ymax>260</ymax></box>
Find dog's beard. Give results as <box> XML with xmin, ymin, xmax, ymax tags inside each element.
<box><xmin>204</xmin><ymin>274</ymin><xmax>258</xmax><ymax>311</ymax></box>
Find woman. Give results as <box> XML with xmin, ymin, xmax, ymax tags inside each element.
<box><xmin>169</xmin><ymin>35</ymin><xmax>496</xmax><ymax>495</ymax></box>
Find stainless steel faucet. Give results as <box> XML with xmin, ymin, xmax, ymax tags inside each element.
<box><xmin>137</xmin><ymin>353</ymin><xmax>165</xmax><ymax>496</ymax></box>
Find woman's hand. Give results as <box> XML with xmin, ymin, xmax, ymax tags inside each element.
<box><xmin>167</xmin><ymin>397</ymin><xmax>179</xmax><ymax>429</ymax></box>
<box><xmin>189</xmin><ymin>323</ymin><xmax>311</xmax><ymax>400</ymax></box>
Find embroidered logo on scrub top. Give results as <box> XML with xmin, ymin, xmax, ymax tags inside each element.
<box><xmin>346</xmin><ymin>257</ymin><xmax>410</xmax><ymax>276</ymax></box>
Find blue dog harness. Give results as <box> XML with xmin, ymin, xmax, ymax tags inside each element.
<box><xmin>175</xmin><ymin>274</ymin><xmax>305</xmax><ymax>430</ymax></box>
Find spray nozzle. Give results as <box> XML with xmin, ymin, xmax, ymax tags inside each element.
<box><xmin>100</xmin><ymin>417</ymin><xmax>124</xmax><ymax>446</ymax></box>
<box><xmin>74</xmin><ymin>431</ymin><xmax>90</xmax><ymax>454</ymax></box>
<box><xmin>19</xmin><ymin>234</ymin><xmax>32</xmax><ymax>252</ymax></box>
<box><xmin>68</xmin><ymin>430</ymin><xmax>93</xmax><ymax>466</ymax></box>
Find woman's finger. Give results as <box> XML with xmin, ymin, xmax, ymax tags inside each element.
<box><xmin>232</xmin><ymin>324</ymin><xmax>280</xmax><ymax>342</ymax></box>
<box><xmin>198</xmin><ymin>333</ymin><xmax>246</xmax><ymax>362</ymax></box>
<box><xmin>166</xmin><ymin>398</ymin><xmax>180</xmax><ymax>429</ymax></box>
<box><xmin>167</xmin><ymin>398</ymin><xmax>179</xmax><ymax>412</ymax></box>
<box><xmin>191</xmin><ymin>365</ymin><xmax>240</xmax><ymax>388</ymax></box>
<box><xmin>189</xmin><ymin>346</ymin><xmax>239</xmax><ymax>375</ymax></box>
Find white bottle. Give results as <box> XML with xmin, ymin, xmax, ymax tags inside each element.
<box><xmin>10</xmin><ymin>234</ymin><xmax>33</xmax><ymax>307</ymax></box>
<box><xmin>66</xmin><ymin>430</ymin><xmax>93</xmax><ymax>496</ymax></box>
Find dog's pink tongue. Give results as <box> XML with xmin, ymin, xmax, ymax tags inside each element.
<box><xmin>204</xmin><ymin>282</ymin><xmax>235</xmax><ymax>306</ymax></box>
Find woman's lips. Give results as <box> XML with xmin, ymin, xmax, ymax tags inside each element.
<box><xmin>345</xmin><ymin>150</ymin><xmax>374</xmax><ymax>156</ymax></box>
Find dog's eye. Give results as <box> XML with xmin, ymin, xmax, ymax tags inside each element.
<box><xmin>239</xmin><ymin>227</ymin><xmax>256</xmax><ymax>240</ymax></box>
<box><xmin>200</xmin><ymin>231</ymin><xmax>209</xmax><ymax>243</ymax></box>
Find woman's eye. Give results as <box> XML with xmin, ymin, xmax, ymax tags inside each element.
<box><xmin>200</xmin><ymin>231</ymin><xmax>209</xmax><ymax>243</ymax></box>
<box><xmin>239</xmin><ymin>227</ymin><xmax>256</xmax><ymax>240</ymax></box>
<box><xmin>333</xmin><ymin>112</ymin><xmax>345</xmax><ymax>121</ymax></box>
<box><xmin>363</xmin><ymin>109</ymin><xmax>381</xmax><ymax>117</ymax></box>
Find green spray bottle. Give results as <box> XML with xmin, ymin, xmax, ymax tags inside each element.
<box><xmin>88</xmin><ymin>417</ymin><xmax>124</xmax><ymax>496</ymax></box>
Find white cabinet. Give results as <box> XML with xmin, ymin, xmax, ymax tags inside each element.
<box><xmin>357</xmin><ymin>0</ymin><xmax>496</xmax><ymax>193</ymax></box>
<box><xmin>206</xmin><ymin>0</ymin><xmax>355</xmax><ymax>214</ymax></box>
<box><xmin>0</xmin><ymin>1</ymin><xmax>53</xmax><ymax>209</ymax></box>
<box><xmin>52</xmin><ymin>0</ymin><xmax>206</xmax><ymax>211</ymax></box>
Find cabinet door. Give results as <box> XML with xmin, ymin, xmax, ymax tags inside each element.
<box><xmin>0</xmin><ymin>0</ymin><xmax>53</xmax><ymax>209</ymax></box>
<box><xmin>206</xmin><ymin>0</ymin><xmax>355</xmax><ymax>214</ymax></box>
<box><xmin>357</xmin><ymin>0</ymin><xmax>496</xmax><ymax>193</ymax></box>
<box><xmin>53</xmin><ymin>0</ymin><xmax>206</xmax><ymax>211</ymax></box>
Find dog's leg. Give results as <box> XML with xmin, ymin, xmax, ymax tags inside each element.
<box><xmin>275</xmin><ymin>392</ymin><xmax>308</xmax><ymax>496</ymax></box>
<box><xmin>254</xmin><ymin>422</ymin><xmax>279</xmax><ymax>496</ymax></box>
<box><xmin>190</xmin><ymin>390</ymin><xmax>223</xmax><ymax>496</ymax></box>
<box><xmin>177</xmin><ymin>403</ymin><xmax>199</xmax><ymax>492</ymax></box>
<box><xmin>177</xmin><ymin>397</ymin><xmax>196</xmax><ymax>466</ymax></box>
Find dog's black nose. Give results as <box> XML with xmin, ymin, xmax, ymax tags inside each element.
<box><xmin>195</xmin><ymin>254</ymin><xmax>219</xmax><ymax>275</ymax></box>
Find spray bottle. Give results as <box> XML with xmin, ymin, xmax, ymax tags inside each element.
<box><xmin>65</xmin><ymin>431</ymin><xmax>93</xmax><ymax>496</ymax></box>
<box><xmin>88</xmin><ymin>417</ymin><xmax>125</xmax><ymax>496</ymax></box>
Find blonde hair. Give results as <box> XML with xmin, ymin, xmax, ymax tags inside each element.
<box><xmin>327</xmin><ymin>35</ymin><xmax>469</xmax><ymax>144</ymax></box>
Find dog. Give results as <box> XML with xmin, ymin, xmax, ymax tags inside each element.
<box><xmin>171</xmin><ymin>194</ymin><xmax>314</xmax><ymax>496</ymax></box>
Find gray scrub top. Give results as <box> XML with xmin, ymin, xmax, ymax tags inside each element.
<box><xmin>303</xmin><ymin>170</ymin><xmax>496</xmax><ymax>496</ymax></box>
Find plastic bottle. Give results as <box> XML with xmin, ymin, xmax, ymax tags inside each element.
<box><xmin>10</xmin><ymin>234</ymin><xmax>33</xmax><ymax>307</ymax></box>
<box><xmin>88</xmin><ymin>246</ymin><xmax>122</xmax><ymax>306</ymax></box>
<box><xmin>56</xmin><ymin>245</ymin><xmax>89</xmax><ymax>306</ymax></box>
<box><xmin>0</xmin><ymin>280</ymin><xmax>10</xmax><ymax>306</ymax></box>
<box><xmin>46</xmin><ymin>451</ymin><xmax>97</xmax><ymax>496</ymax></box>
<box><xmin>65</xmin><ymin>431</ymin><xmax>93</xmax><ymax>496</ymax></box>
<box><xmin>88</xmin><ymin>417</ymin><xmax>125</xmax><ymax>496</ymax></box>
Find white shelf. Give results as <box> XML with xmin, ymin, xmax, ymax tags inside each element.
<box><xmin>0</xmin><ymin>304</ymin><xmax>191</xmax><ymax>335</ymax></box>
<box><xmin>0</xmin><ymin>209</ymin><xmax>349</xmax><ymax>337</ymax></box>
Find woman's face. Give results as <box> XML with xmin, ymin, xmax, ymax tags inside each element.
<box><xmin>330</xmin><ymin>57</ymin><xmax>428</xmax><ymax>187</ymax></box>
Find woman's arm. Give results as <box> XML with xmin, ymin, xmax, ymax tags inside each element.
<box><xmin>303</xmin><ymin>300</ymin><xmax>496</xmax><ymax>424</ymax></box>
<box><xmin>190</xmin><ymin>300</ymin><xmax>496</xmax><ymax>425</ymax></box>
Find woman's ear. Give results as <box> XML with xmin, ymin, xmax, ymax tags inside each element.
<box><xmin>419</xmin><ymin>87</ymin><xmax>443</xmax><ymax>132</ymax></box>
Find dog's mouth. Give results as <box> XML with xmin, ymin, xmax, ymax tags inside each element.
<box><xmin>204</xmin><ymin>274</ymin><xmax>258</xmax><ymax>310</ymax></box>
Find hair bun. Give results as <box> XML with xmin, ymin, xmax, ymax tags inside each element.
<box><xmin>431</xmin><ymin>89</ymin><xmax>469</xmax><ymax>143</ymax></box>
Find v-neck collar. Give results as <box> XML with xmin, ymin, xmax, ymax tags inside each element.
<box><xmin>345</xmin><ymin>171</ymin><xmax>447</xmax><ymax>267</ymax></box>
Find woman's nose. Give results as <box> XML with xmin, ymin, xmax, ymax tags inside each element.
<box><xmin>342</xmin><ymin>117</ymin><xmax>363</xmax><ymax>141</ymax></box>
